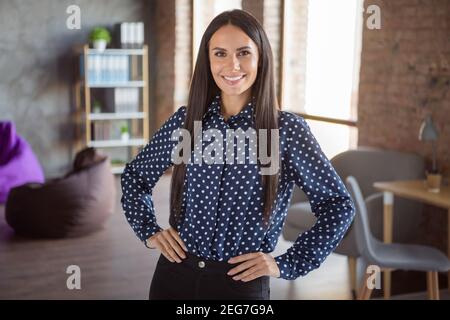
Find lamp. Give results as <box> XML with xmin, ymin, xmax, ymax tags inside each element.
<box><xmin>418</xmin><ymin>115</ymin><xmax>441</xmax><ymax>192</ymax></box>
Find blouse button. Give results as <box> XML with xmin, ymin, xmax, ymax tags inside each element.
<box><xmin>198</xmin><ymin>261</ymin><xmax>205</xmax><ymax>268</ymax></box>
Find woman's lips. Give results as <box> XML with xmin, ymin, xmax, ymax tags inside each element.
<box><xmin>221</xmin><ymin>74</ymin><xmax>246</xmax><ymax>86</ymax></box>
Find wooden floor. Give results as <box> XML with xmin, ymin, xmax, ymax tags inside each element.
<box><xmin>1</xmin><ymin>174</ymin><xmax>444</xmax><ymax>300</ymax></box>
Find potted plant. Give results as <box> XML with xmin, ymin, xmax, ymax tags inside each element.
<box><xmin>120</xmin><ymin>124</ymin><xmax>130</xmax><ymax>141</ymax></box>
<box><xmin>93</xmin><ymin>100</ymin><xmax>102</xmax><ymax>113</ymax></box>
<box><xmin>89</xmin><ymin>27</ymin><xmax>111</xmax><ymax>52</ymax></box>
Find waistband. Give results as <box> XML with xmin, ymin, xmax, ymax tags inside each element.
<box><xmin>159</xmin><ymin>251</ymin><xmax>241</xmax><ymax>274</ymax></box>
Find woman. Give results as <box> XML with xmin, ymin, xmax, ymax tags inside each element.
<box><xmin>121</xmin><ymin>9</ymin><xmax>355</xmax><ymax>300</ymax></box>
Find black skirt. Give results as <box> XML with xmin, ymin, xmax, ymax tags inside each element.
<box><xmin>149</xmin><ymin>251</ymin><xmax>270</xmax><ymax>300</ymax></box>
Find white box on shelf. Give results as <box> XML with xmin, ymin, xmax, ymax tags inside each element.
<box><xmin>136</xmin><ymin>22</ymin><xmax>144</xmax><ymax>48</ymax></box>
<box><xmin>119</xmin><ymin>22</ymin><xmax>145</xmax><ymax>49</ymax></box>
<box><xmin>114</xmin><ymin>88</ymin><xmax>139</xmax><ymax>113</ymax></box>
<box><xmin>120</xmin><ymin>23</ymin><xmax>128</xmax><ymax>49</ymax></box>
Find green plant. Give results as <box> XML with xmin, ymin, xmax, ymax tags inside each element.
<box><xmin>120</xmin><ymin>124</ymin><xmax>129</xmax><ymax>134</ymax></box>
<box><xmin>89</xmin><ymin>27</ymin><xmax>112</xmax><ymax>44</ymax></box>
<box><xmin>93</xmin><ymin>100</ymin><xmax>101</xmax><ymax>112</ymax></box>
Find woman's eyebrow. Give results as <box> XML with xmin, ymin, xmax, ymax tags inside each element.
<box><xmin>211</xmin><ymin>46</ymin><xmax>252</xmax><ymax>51</ymax></box>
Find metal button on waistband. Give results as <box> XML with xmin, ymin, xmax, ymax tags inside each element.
<box><xmin>198</xmin><ymin>261</ymin><xmax>205</xmax><ymax>268</ymax></box>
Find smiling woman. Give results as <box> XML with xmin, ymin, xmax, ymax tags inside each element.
<box><xmin>121</xmin><ymin>9</ymin><xmax>355</xmax><ymax>301</ymax></box>
<box><xmin>208</xmin><ymin>24</ymin><xmax>259</xmax><ymax>120</ymax></box>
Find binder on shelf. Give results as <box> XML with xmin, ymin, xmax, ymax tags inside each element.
<box><xmin>86</xmin><ymin>54</ymin><xmax>129</xmax><ymax>84</ymax></box>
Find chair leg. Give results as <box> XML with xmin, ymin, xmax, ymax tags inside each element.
<box><xmin>426</xmin><ymin>272</ymin><xmax>434</xmax><ymax>299</ymax></box>
<box><xmin>348</xmin><ymin>256</ymin><xmax>357</xmax><ymax>298</ymax></box>
<box><xmin>383</xmin><ymin>269</ymin><xmax>391</xmax><ymax>299</ymax></box>
<box><xmin>357</xmin><ymin>271</ymin><xmax>373</xmax><ymax>300</ymax></box>
<box><xmin>426</xmin><ymin>271</ymin><xmax>440</xmax><ymax>300</ymax></box>
<box><xmin>432</xmin><ymin>272</ymin><xmax>440</xmax><ymax>300</ymax></box>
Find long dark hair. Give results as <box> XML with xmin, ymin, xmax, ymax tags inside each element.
<box><xmin>170</xmin><ymin>9</ymin><xmax>280</xmax><ymax>230</ymax></box>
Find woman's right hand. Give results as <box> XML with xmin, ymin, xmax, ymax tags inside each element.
<box><xmin>146</xmin><ymin>227</ymin><xmax>188</xmax><ymax>263</ymax></box>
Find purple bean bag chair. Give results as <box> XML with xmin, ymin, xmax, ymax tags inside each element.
<box><xmin>0</xmin><ymin>122</ymin><xmax>44</xmax><ymax>204</ymax></box>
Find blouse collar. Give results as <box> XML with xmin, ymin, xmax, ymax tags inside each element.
<box><xmin>203</xmin><ymin>94</ymin><xmax>256</xmax><ymax>124</ymax></box>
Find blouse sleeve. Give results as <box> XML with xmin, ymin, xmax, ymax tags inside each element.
<box><xmin>120</xmin><ymin>106</ymin><xmax>186</xmax><ymax>248</ymax></box>
<box><xmin>274</xmin><ymin>113</ymin><xmax>355</xmax><ymax>280</ymax></box>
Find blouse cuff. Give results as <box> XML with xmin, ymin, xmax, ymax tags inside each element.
<box><xmin>274</xmin><ymin>252</ymin><xmax>310</xmax><ymax>280</ymax></box>
<box><xmin>142</xmin><ymin>224</ymin><xmax>164</xmax><ymax>249</ymax></box>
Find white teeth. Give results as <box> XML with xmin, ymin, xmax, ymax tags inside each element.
<box><xmin>223</xmin><ymin>75</ymin><xmax>244</xmax><ymax>81</ymax></box>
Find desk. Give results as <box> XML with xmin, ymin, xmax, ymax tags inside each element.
<box><xmin>374</xmin><ymin>179</ymin><xmax>450</xmax><ymax>299</ymax></box>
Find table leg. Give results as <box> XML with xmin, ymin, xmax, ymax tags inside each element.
<box><xmin>383</xmin><ymin>191</ymin><xmax>394</xmax><ymax>299</ymax></box>
<box><xmin>448</xmin><ymin>208</ymin><xmax>450</xmax><ymax>294</ymax></box>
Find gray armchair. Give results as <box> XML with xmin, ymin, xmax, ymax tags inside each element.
<box><xmin>282</xmin><ymin>147</ymin><xmax>425</xmax><ymax>295</ymax></box>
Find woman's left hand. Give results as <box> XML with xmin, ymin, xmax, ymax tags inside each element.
<box><xmin>226</xmin><ymin>252</ymin><xmax>280</xmax><ymax>281</ymax></box>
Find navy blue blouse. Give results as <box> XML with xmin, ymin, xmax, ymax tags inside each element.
<box><xmin>121</xmin><ymin>94</ymin><xmax>355</xmax><ymax>280</ymax></box>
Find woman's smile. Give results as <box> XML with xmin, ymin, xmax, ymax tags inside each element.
<box><xmin>221</xmin><ymin>74</ymin><xmax>246</xmax><ymax>86</ymax></box>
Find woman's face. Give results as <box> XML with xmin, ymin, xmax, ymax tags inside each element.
<box><xmin>209</xmin><ymin>24</ymin><xmax>259</xmax><ymax>99</ymax></box>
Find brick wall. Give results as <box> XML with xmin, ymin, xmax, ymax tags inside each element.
<box><xmin>263</xmin><ymin>0</ymin><xmax>282</xmax><ymax>99</ymax></box>
<box><xmin>358</xmin><ymin>0</ymin><xmax>450</xmax><ymax>177</ymax></box>
<box><xmin>152</xmin><ymin>0</ymin><xmax>176</xmax><ymax>134</ymax></box>
<box><xmin>242</xmin><ymin>0</ymin><xmax>264</xmax><ymax>24</ymax></box>
<box><xmin>358</xmin><ymin>0</ymin><xmax>450</xmax><ymax>291</ymax></box>
<box><xmin>175</xmin><ymin>0</ymin><xmax>192</xmax><ymax>109</ymax></box>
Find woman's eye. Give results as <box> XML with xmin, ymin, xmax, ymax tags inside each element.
<box><xmin>215</xmin><ymin>52</ymin><xmax>226</xmax><ymax>57</ymax></box>
<box><xmin>239</xmin><ymin>50</ymin><xmax>250</xmax><ymax>56</ymax></box>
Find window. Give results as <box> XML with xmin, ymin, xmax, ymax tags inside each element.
<box><xmin>282</xmin><ymin>0</ymin><xmax>363</xmax><ymax>158</ymax></box>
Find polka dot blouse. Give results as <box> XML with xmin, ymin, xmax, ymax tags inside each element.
<box><xmin>121</xmin><ymin>94</ymin><xmax>355</xmax><ymax>280</ymax></box>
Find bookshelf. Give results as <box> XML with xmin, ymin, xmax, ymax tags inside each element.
<box><xmin>74</xmin><ymin>44</ymin><xmax>150</xmax><ymax>174</ymax></box>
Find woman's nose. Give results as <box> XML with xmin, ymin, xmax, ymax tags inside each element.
<box><xmin>229</xmin><ymin>54</ymin><xmax>240</xmax><ymax>71</ymax></box>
